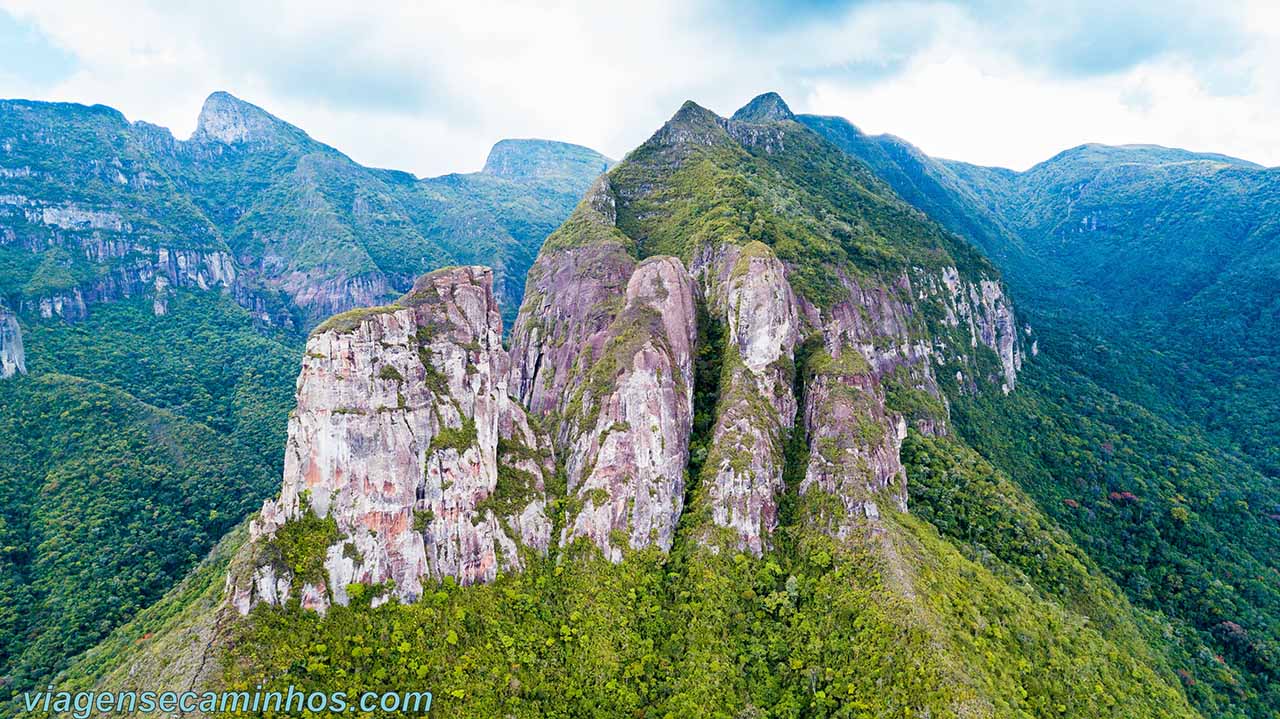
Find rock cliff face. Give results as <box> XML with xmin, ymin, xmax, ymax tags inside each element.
<box><xmin>0</xmin><ymin>204</ymin><xmax>243</xmax><ymax>321</ymax></box>
<box><xmin>192</xmin><ymin>91</ymin><xmax>296</xmax><ymax>145</ymax></box>
<box><xmin>556</xmin><ymin>255</ymin><xmax>697</xmax><ymax>559</ymax></box>
<box><xmin>506</xmin><ymin>93</ymin><xmax>1030</xmax><ymax>559</ymax></box>
<box><xmin>508</xmin><ymin>179</ymin><xmax>636</xmax><ymax>418</ymax></box>
<box><xmin>0</xmin><ymin>94</ymin><xmax>608</xmax><ymax>340</ymax></box>
<box><xmin>692</xmin><ymin>241</ymin><xmax>800</xmax><ymax>555</ymax></box>
<box><xmin>232</xmin><ymin>94</ymin><xmax>1031</xmax><ymax>613</ymax></box>
<box><xmin>509</xmin><ymin>177</ymin><xmax>702</xmax><ymax>559</ymax></box>
<box><xmin>798</xmin><ymin>346</ymin><xmax>908</xmax><ymax>536</ymax></box>
<box><xmin>232</xmin><ymin>266</ymin><xmax>551</xmax><ymax>614</ymax></box>
<box><xmin>0</xmin><ymin>305</ymin><xmax>24</xmax><ymax>378</ymax></box>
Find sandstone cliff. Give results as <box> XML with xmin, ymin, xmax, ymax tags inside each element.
<box><xmin>555</xmin><ymin>255</ymin><xmax>697</xmax><ymax>559</ymax></box>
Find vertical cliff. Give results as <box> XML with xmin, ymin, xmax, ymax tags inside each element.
<box><xmin>508</xmin><ymin>177</ymin><xmax>637</xmax><ymax>418</ymax></box>
<box><xmin>0</xmin><ymin>304</ymin><xmax>25</xmax><ymax>378</ymax></box>
<box><xmin>691</xmin><ymin>241</ymin><xmax>800</xmax><ymax>555</ymax></box>
<box><xmin>232</xmin><ymin>266</ymin><xmax>551</xmax><ymax>613</ymax></box>
<box><xmin>556</xmin><ymin>255</ymin><xmax>697</xmax><ymax>559</ymax></box>
<box><xmin>508</xmin><ymin>93</ymin><xmax>1030</xmax><ymax>559</ymax></box>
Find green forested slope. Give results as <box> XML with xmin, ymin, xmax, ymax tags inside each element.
<box><xmin>0</xmin><ymin>93</ymin><xmax>611</xmax><ymax>328</ymax></box>
<box><xmin>0</xmin><ymin>290</ymin><xmax>299</xmax><ymax>696</ymax></box>
<box><xmin>801</xmin><ymin>116</ymin><xmax>1280</xmax><ymax>718</ymax></box>
<box><xmin>0</xmin><ymin>373</ymin><xmax>276</xmax><ymax>693</ymax></box>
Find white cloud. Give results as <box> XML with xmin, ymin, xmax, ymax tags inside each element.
<box><xmin>2</xmin><ymin>0</ymin><xmax>1277</xmax><ymax>175</ymax></box>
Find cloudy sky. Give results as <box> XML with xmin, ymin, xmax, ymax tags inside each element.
<box><xmin>2</xmin><ymin>1</ymin><xmax>1277</xmax><ymax>177</ymax></box>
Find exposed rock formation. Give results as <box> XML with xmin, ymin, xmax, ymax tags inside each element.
<box><xmin>0</xmin><ymin>94</ymin><xmax>608</xmax><ymax>336</ymax></box>
<box><xmin>505</xmin><ymin>95</ymin><xmax>1031</xmax><ymax>557</ymax></box>
<box><xmin>0</xmin><ymin>305</ymin><xmax>25</xmax><ymax>379</ymax></box>
<box><xmin>731</xmin><ymin>92</ymin><xmax>796</xmax><ymax>123</ymax></box>
<box><xmin>798</xmin><ymin>346</ymin><xmax>908</xmax><ymax>536</ymax></box>
<box><xmin>557</xmin><ymin>255</ymin><xmax>698</xmax><ymax>560</ymax></box>
<box><xmin>508</xmin><ymin>176</ymin><xmax>636</xmax><ymax>417</ymax></box>
<box><xmin>937</xmin><ymin>267</ymin><xmax>1023</xmax><ymax>393</ymax></box>
<box><xmin>191</xmin><ymin>91</ymin><xmax>294</xmax><ymax>145</ymax></box>
<box><xmin>692</xmin><ymin>241</ymin><xmax>800</xmax><ymax>555</ymax></box>
<box><xmin>234</xmin><ymin>266</ymin><xmax>551</xmax><ymax>614</ymax></box>
<box><xmin>231</xmin><ymin>94</ymin><xmax>1033</xmax><ymax>614</ymax></box>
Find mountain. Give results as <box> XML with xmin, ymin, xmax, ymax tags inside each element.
<box><xmin>0</xmin><ymin>92</ymin><xmax>611</xmax><ymax>331</ymax></box>
<box><xmin>946</xmin><ymin>144</ymin><xmax>1280</xmax><ymax>475</ymax></box>
<box><xmin>800</xmin><ymin>114</ymin><xmax>1280</xmax><ymax>474</ymax></box>
<box><xmin>42</xmin><ymin>94</ymin><xmax>1238</xmax><ymax>719</ymax></box>
<box><xmin>802</xmin><ymin>114</ymin><xmax>1280</xmax><ymax>716</ymax></box>
<box><xmin>0</xmin><ymin>93</ymin><xmax>607</xmax><ymax>699</ymax></box>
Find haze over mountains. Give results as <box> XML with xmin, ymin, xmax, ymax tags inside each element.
<box><xmin>1</xmin><ymin>90</ymin><xmax>1277</xmax><ymax>718</ymax></box>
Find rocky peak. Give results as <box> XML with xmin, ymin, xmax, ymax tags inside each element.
<box><xmin>731</xmin><ymin>92</ymin><xmax>795</xmax><ymax>123</ymax></box>
<box><xmin>233</xmin><ymin>266</ymin><xmax>552</xmax><ymax>613</ymax></box>
<box><xmin>651</xmin><ymin>101</ymin><xmax>733</xmax><ymax>150</ymax></box>
<box><xmin>191</xmin><ymin>91</ymin><xmax>297</xmax><ymax>145</ymax></box>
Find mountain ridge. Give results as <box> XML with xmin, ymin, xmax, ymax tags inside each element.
<box><xmin>9</xmin><ymin>90</ymin><xmax>1279</xmax><ymax>718</ymax></box>
<box><xmin>0</xmin><ymin>91</ymin><xmax>612</xmax><ymax>331</ymax></box>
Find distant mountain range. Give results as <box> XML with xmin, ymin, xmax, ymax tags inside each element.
<box><xmin>0</xmin><ymin>91</ymin><xmax>611</xmax><ymax>332</ymax></box>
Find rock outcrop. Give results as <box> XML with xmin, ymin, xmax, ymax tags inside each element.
<box><xmin>191</xmin><ymin>91</ymin><xmax>296</xmax><ymax>146</ymax></box>
<box><xmin>798</xmin><ymin>346</ymin><xmax>908</xmax><ymax>537</ymax></box>
<box><xmin>692</xmin><ymin>241</ymin><xmax>800</xmax><ymax>555</ymax></box>
<box><xmin>937</xmin><ymin>267</ymin><xmax>1023</xmax><ymax>393</ymax></box>
<box><xmin>234</xmin><ymin>266</ymin><xmax>551</xmax><ymax>614</ymax></box>
<box><xmin>0</xmin><ymin>305</ymin><xmax>25</xmax><ymax>379</ymax></box>
<box><xmin>556</xmin><ymin>255</ymin><xmax>698</xmax><ymax>560</ymax></box>
<box><xmin>510</xmin><ymin>178</ymin><xmax>705</xmax><ymax>560</ymax></box>
<box><xmin>508</xmin><ymin>176</ymin><xmax>637</xmax><ymax>417</ymax></box>
<box><xmin>230</xmin><ymin>94</ymin><xmax>1033</xmax><ymax>614</ymax></box>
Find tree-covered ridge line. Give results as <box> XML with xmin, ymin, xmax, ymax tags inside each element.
<box><xmin>801</xmin><ymin>111</ymin><xmax>1280</xmax><ymax>717</ymax></box>
<box><xmin>0</xmin><ymin>92</ymin><xmax>611</xmax><ymax>330</ymax></box>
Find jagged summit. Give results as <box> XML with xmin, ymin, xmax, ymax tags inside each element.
<box><xmin>668</xmin><ymin>100</ymin><xmax>726</xmax><ymax>128</ymax></box>
<box><xmin>732</xmin><ymin>92</ymin><xmax>795</xmax><ymax>122</ymax></box>
<box><xmin>191</xmin><ymin>91</ymin><xmax>301</xmax><ymax>145</ymax></box>
<box><xmin>649</xmin><ymin>100</ymin><xmax>733</xmax><ymax>150</ymax></box>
